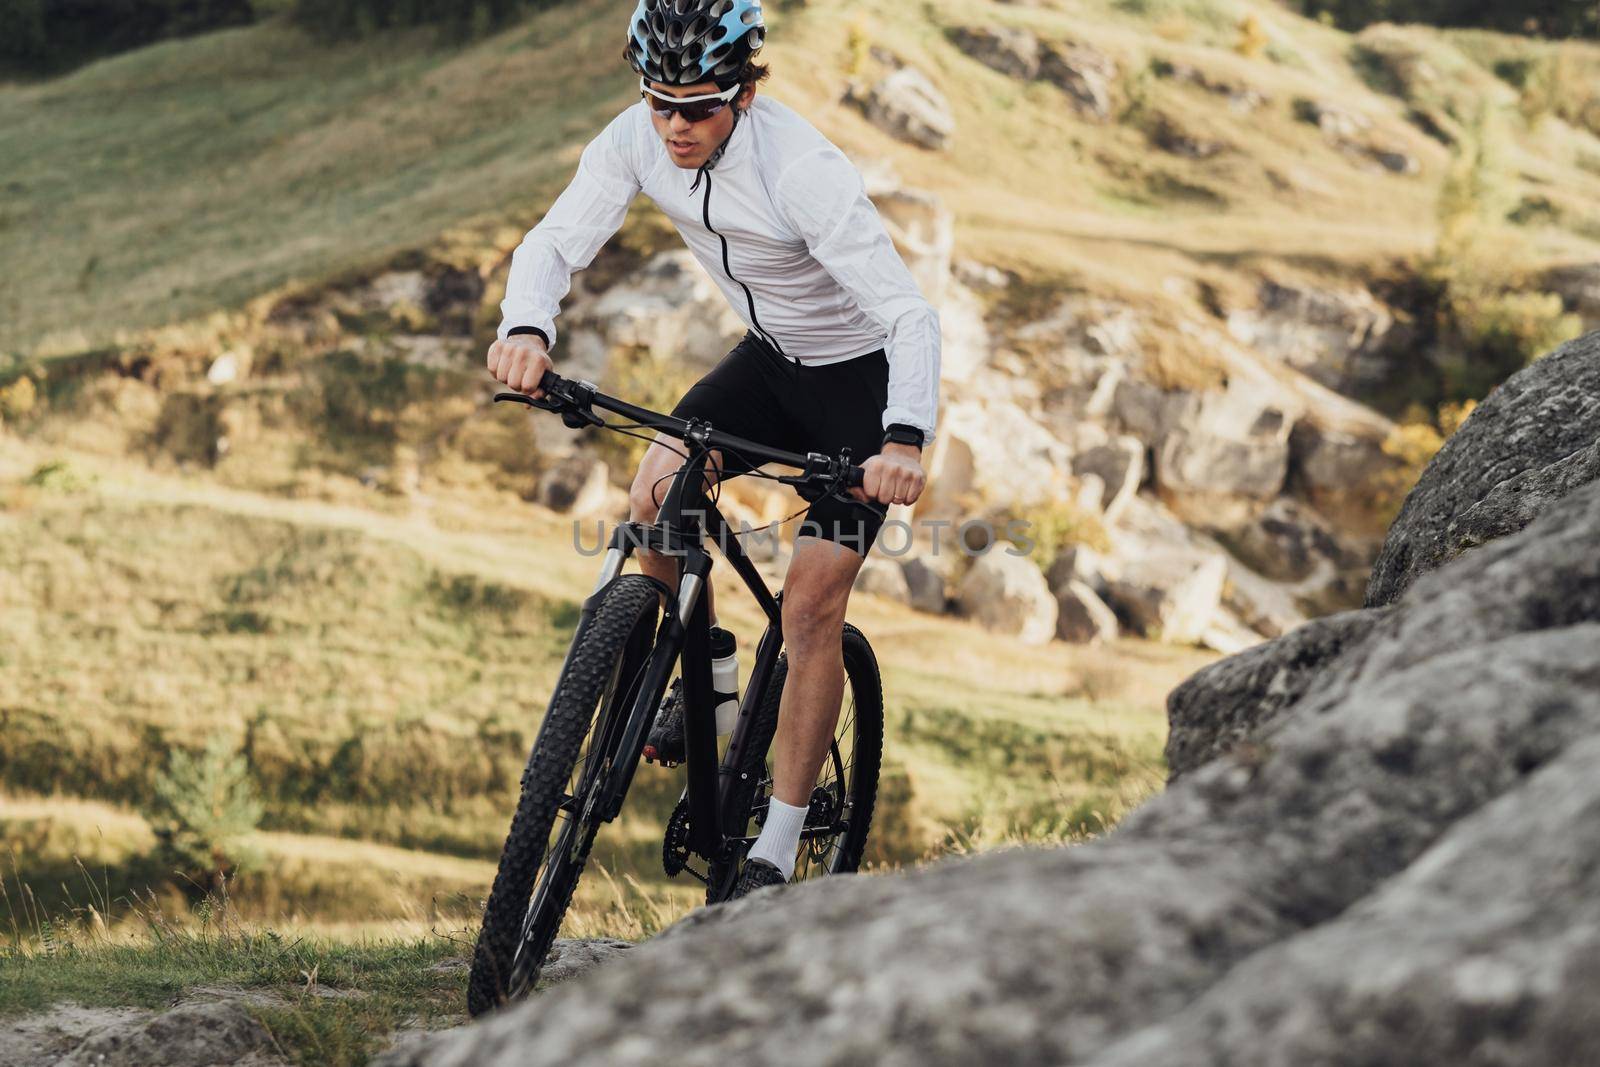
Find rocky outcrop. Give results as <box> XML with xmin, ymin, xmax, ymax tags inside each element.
<box><xmin>846</xmin><ymin>67</ymin><xmax>955</xmax><ymax>151</ymax></box>
<box><xmin>1040</xmin><ymin>42</ymin><xmax>1117</xmax><ymax>122</ymax></box>
<box><xmin>1226</xmin><ymin>280</ymin><xmax>1400</xmax><ymax>398</ymax></box>
<box><xmin>396</xmin><ymin>335</ymin><xmax>1600</xmax><ymax>1067</ymax></box>
<box><xmin>1367</xmin><ymin>330</ymin><xmax>1600</xmax><ymax>607</ymax></box>
<box><xmin>949</xmin><ymin>25</ymin><xmax>1041</xmax><ymax>80</ymax></box>
<box><xmin>949</xmin><ymin>26</ymin><xmax>1116</xmax><ymax>121</ymax></box>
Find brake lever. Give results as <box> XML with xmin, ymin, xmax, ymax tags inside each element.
<box><xmin>493</xmin><ymin>385</ymin><xmax>605</xmax><ymax>430</ymax></box>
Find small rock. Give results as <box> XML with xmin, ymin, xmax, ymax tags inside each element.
<box><xmin>1073</xmin><ymin>436</ymin><xmax>1144</xmax><ymax>523</ymax></box>
<box><xmin>854</xmin><ymin>556</ymin><xmax>913</xmax><ymax>604</ymax></box>
<box><xmin>1150</xmin><ymin>115</ymin><xmax>1228</xmax><ymax>159</ymax></box>
<box><xmin>901</xmin><ymin>556</ymin><xmax>949</xmax><ymax>613</ymax></box>
<box><xmin>540</xmin><ymin>938</ymin><xmax>634</xmax><ymax>985</ymax></box>
<box><xmin>536</xmin><ymin>455</ymin><xmax>612</xmax><ymax>516</ymax></box>
<box><xmin>1294</xmin><ymin>98</ymin><xmax>1372</xmax><ymax>141</ymax></box>
<box><xmin>1055</xmin><ymin>579</ymin><xmax>1119</xmax><ymax>644</ymax></box>
<box><xmin>1046</xmin><ymin>543</ymin><xmax>1118</xmax><ymax>599</ymax></box>
<box><xmin>1368</xmin><ymin>146</ymin><xmax>1419</xmax><ymax>174</ymax></box>
<box><xmin>206</xmin><ymin>351</ymin><xmax>245</xmax><ymax>385</ymax></box>
<box><xmin>1198</xmin><ymin>606</ymin><xmax>1265</xmax><ymax>655</ymax></box>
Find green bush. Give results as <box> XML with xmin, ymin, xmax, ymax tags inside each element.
<box><xmin>145</xmin><ymin>736</ymin><xmax>265</xmax><ymax>890</ymax></box>
<box><xmin>0</xmin><ymin>0</ymin><xmax>255</xmax><ymax>73</ymax></box>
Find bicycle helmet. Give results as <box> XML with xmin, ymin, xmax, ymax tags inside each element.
<box><xmin>626</xmin><ymin>0</ymin><xmax>766</xmax><ymax>89</ymax></box>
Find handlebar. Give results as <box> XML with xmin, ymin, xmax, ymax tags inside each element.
<box><xmin>495</xmin><ymin>368</ymin><xmax>870</xmax><ymax>502</ymax></box>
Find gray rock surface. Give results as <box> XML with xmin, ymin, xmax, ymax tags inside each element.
<box><xmin>1</xmin><ymin>1000</ymin><xmax>286</xmax><ymax>1067</ymax></box>
<box><xmin>1366</xmin><ymin>330</ymin><xmax>1600</xmax><ymax>606</ymax></box>
<box><xmin>901</xmin><ymin>556</ymin><xmax>950</xmax><ymax>614</ymax></box>
<box><xmin>1164</xmin><ymin>607</ymin><xmax>1382</xmax><ymax>779</ymax></box>
<box><xmin>394</xmin><ymin>471</ymin><xmax>1600</xmax><ymax>1067</ymax></box>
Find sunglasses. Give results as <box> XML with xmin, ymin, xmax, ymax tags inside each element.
<box><xmin>640</xmin><ymin>77</ymin><xmax>741</xmax><ymax>123</ymax></box>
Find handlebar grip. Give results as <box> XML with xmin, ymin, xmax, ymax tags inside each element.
<box><xmin>845</xmin><ymin>466</ymin><xmax>866</xmax><ymax>488</ymax></box>
<box><xmin>538</xmin><ymin>367</ymin><xmax>562</xmax><ymax>395</ymax></box>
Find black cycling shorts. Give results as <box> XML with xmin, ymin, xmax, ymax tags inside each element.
<box><xmin>667</xmin><ymin>331</ymin><xmax>892</xmax><ymax>558</ymax></box>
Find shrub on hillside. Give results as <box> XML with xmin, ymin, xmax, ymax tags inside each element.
<box><xmin>0</xmin><ymin>0</ymin><xmax>254</xmax><ymax>73</ymax></box>
<box><xmin>291</xmin><ymin>0</ymin><xmax>555</xmax><ymax>38</ymax></box>
<box><xmin>1296</xmin><ymin>0</ymin><xmax>1598</xmax><ymax>38</ymax></box>
<box><xmin>145</xmin><ymin>736</ymin><xmax>265</xmax><ymax>891</ymax></box>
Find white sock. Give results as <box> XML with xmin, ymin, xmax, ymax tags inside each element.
<box><xmin>746</xmin><ymin>797</ymin><xmax>808</xmax><ymax>880</ymax></box>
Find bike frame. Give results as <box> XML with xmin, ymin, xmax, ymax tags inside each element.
<box><xmin>505</xmin><ymin>376</ymin><xmax>867</xmax><ymax>869</ymax></box>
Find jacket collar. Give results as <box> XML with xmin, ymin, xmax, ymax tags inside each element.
<box><xmin>680</xmin><ymin>102</ymin><xmax>755</xmax><ymax>190</ymax></box>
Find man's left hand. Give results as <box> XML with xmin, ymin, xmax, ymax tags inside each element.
<box><xmin>849</xmin><ymin>443</ymin><xmax>926</xmax><ymax>507</ymax></box>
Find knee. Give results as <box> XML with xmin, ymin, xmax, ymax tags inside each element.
<box><xmin>783</xmin><ymin>587</ymin><xmax>845</xmax><ymax>654</ymax></box>
<box><xmin>629</xmin><ymin>460</ymin><xmax>668</xmax><ymax>522</ymax></box>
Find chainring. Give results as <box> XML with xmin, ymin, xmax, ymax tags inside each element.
<box><xmin>662</xmin><ymin>793</ymin><xmax>692</xmax><ymax>877</ymax></box>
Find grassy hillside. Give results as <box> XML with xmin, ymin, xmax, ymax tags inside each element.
<box><xmin>1</xmin><ymin>433</ymin><xmax>1212</xmax><ymax>941</ymax></box>
<box><xmin>4</xmin><ymin>0</ymin><xmax>1598</xmax><ymax>359</ymax></box>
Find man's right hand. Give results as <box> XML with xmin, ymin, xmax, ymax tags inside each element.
<box><xmin>487</xmin><ymin>335</ymin><xmax>553</xmax><ymax>398</ymax></box>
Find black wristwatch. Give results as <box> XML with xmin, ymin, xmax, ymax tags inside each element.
<box><xmin>507</xmin><ymin>326</ymin><xmax>550</xmax><ymax>346</ymax></box>
<box><xmin>882</xmin><ymin>423</ymin><xmax>925</xmax><ymax>449</ymax></box>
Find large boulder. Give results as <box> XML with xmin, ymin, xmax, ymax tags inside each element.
<box><xmin>1367</xmin><ymin>330</ymin><xmax>1600</xmax><ymax>607</ymax></box>
<box><xmin>847</xmin><ymin>67</ymin><xmax>956</xmax><ymax>151</ymax></box>
<box><xmin>950</xmin><ymin>25</ymin><xmax>1042</xmax><ymax>80</ymax></box>
<box><xmin>1218</xmin><ymin>497</ymin><xmax>1365</xmax><ymax>601</ymax></box>
<box><xmin>1225</xmin><ymin>280</ymin><xmax>1400</xmax><ymax>398</ymax></box>
<box><xmin>1153</xmin><ymin>382</ymin><xmax>1294</xmax><ymax>524</ymax></box>
<box><xmin>955</xmin><ymin>548</ymin><xmax>1058</xmax><ymax>645</ymax></box>
<box><xmin>393</xmin><ymin>467</ymin><xmax>1600</xmax><ymax>1067</ymax></box>
<box><xmin>1104</xmin><ymin>541</ymin><xmax>1227</xmax><ymax>646</ymax></box>
<box><xmin>1040</xmin><ymin>41</ymin><xmax>1117</xmax><ymax>122</ymax></box>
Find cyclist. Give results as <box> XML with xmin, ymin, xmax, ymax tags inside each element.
<box><xmin>486</xmin><ymin>0</ymin><xmax>941</xmax><ymax>900</ymax></box>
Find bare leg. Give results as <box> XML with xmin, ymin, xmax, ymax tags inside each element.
<box><xmin>768</xmin><ymin>536</ymin><xmax>866</xmax><ymax>807</ymax></box>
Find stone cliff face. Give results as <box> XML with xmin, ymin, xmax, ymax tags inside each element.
<box><xmin>391</xmin><ymin>331</ymin><xmax>1600</xmax><ymax>1065</ymax></box>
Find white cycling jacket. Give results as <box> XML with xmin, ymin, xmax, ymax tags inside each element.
<box><xmin>497</xmin><ymin>95</ymin><xmax>942</xmax><ymax>448</ymax></box>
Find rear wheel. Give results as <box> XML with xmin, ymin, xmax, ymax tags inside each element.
<box><xmin>708</xmin><ymin>622</ymin><xmax>883</xmax><ymax>902</ymax></box>
<box><xmin>467</xmin><ymin>575</ymin><xmax>660</xmax><ymax>1017</ymax></box>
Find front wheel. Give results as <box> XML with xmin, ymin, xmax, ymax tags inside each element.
<box><xmin>708</xmin><ymin>622</ymin><xmax>883</xmax><ymax>902</ymax></box>
<box><xmin>467</xmin><ymin>575</ymin><xmax>660</xmax><ymax>1017</ymax></box>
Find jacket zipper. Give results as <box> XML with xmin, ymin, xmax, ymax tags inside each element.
<box><xmin>698</xmin><ymin>168</ymin><xmax>800</xmax><ymax>382</ymax></box>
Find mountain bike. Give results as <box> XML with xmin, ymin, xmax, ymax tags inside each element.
<box><xmin>466</xmin><ymin>368</ymin><xmax>885</xmax><ymax>1017</ymax></box>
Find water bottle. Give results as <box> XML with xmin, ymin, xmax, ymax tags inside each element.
<box><xmin>710</xmin><ymin>626</ymin><xmax>741</xmax><ymax>735</ymax></box>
